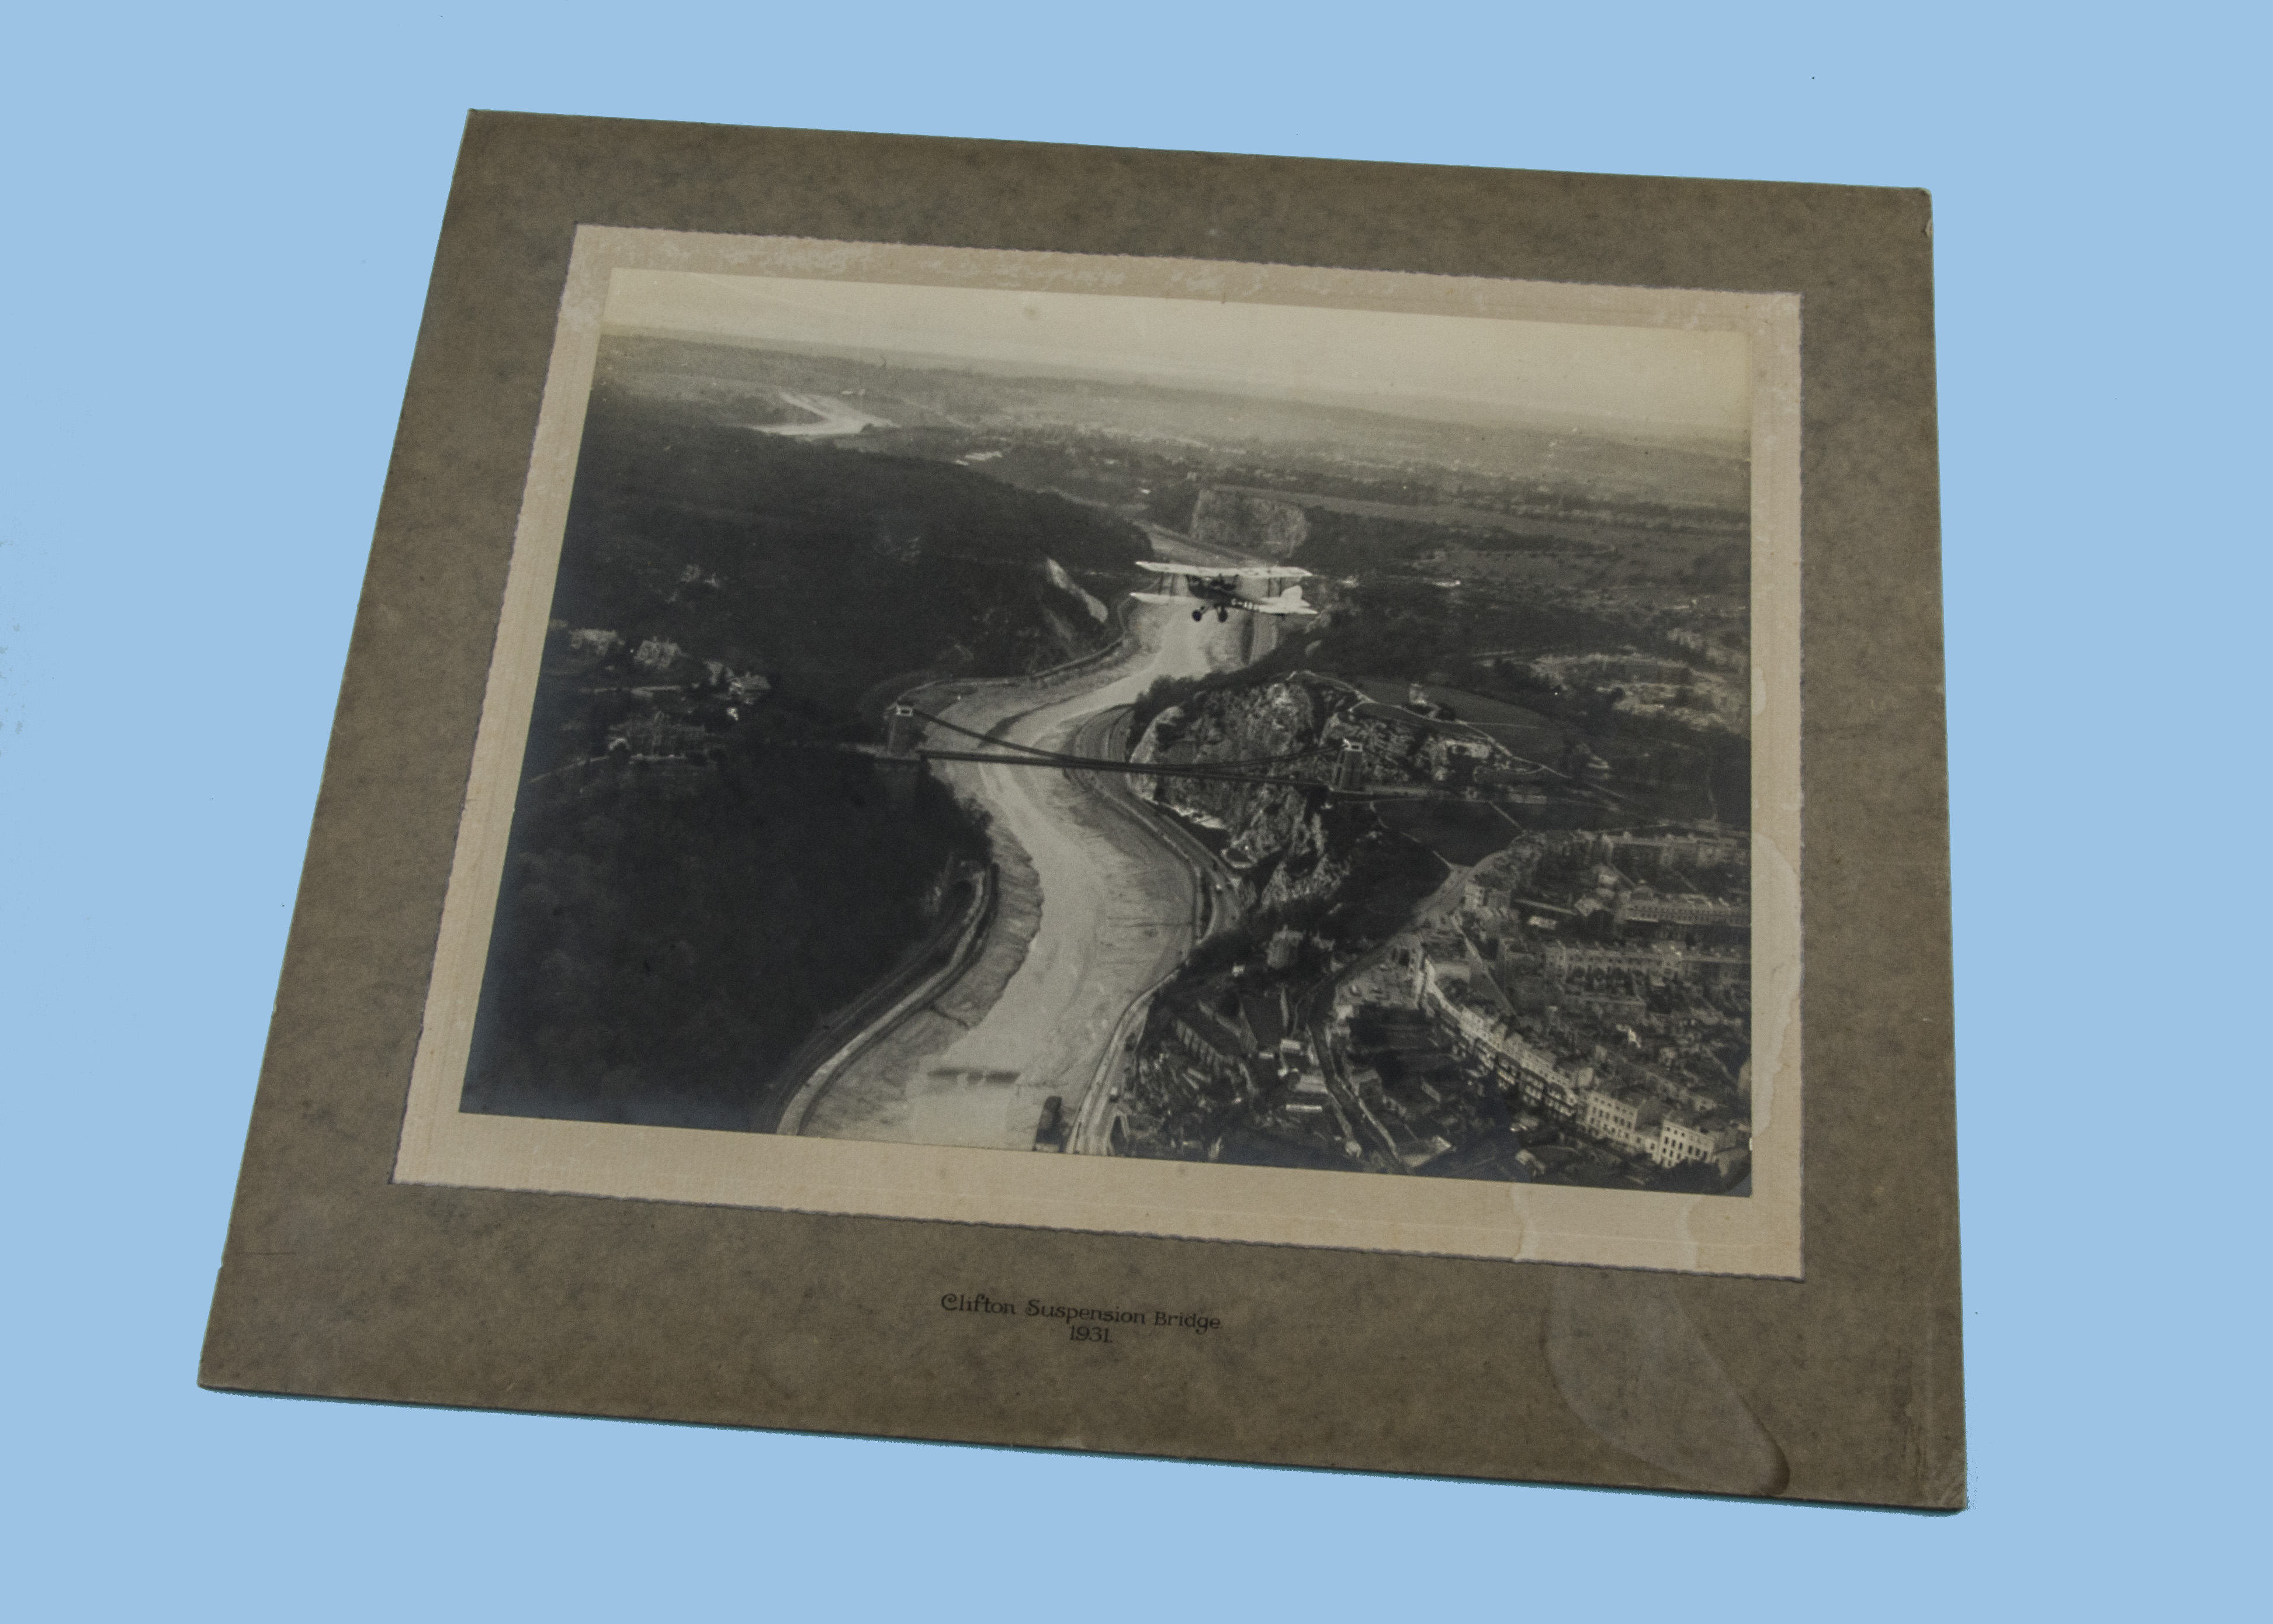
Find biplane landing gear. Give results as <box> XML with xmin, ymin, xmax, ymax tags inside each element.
<box><xmin>1191</xmin><ymin>608</ymin><xmax>1204</xmax><ymax>621</ymax></box>
<box><xmin>1217</xmin><ymin>607</ymin><xmax>1230</xmax><ymax>622</ymax></box>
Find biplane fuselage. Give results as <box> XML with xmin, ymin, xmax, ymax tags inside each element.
<box><xmin>1132</xmin><ymin>559</ymin><xmax>1317</xmax><ymax>622</ymax></box>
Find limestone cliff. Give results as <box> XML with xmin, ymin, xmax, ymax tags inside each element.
<box><xmin>1135</xmin><ymin>678</ymin><xmax>1352</xmax><ymax>913</ymax></box>
<box><xmin>1190</xmin><ymin>488</ymin><xmax>1309</xmax><ymax>559</ymax></box>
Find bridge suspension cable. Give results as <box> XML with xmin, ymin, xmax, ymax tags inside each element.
<box><xmin>915</xmin><ymin>748</ymin><xmax>1323</xmax><ymax>790</ymax></box>
<box><xmin>902</xmin><ymin>707</ymin><xmax>1333</xmax><ymax>773</ymax></box>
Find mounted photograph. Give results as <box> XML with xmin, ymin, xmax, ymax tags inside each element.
<box><xmin>207</xmin><ymin>119</ymin><xmax>1965</xmax><ymax>1505</ymax></box>
<box><xmin>393</xmin><ymin>228</ymin><xmax>1802</xmax><ymax>1275</ymax></box>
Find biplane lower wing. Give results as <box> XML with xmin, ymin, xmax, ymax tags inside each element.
<box><xmin>1132</xmin><ymin>589</ymin><xmax>1316</xmax><ymax>617</ymax></box>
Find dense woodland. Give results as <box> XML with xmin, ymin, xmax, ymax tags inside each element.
<box><xmin>463</xmin><ymin>746</ymin><xmax>983</xmax><ymax>1130</ymax></box>
<box><xmin>548</xmin><ymin>375</ymin><xmax>1142</xmax><ymax>722</ymax></box>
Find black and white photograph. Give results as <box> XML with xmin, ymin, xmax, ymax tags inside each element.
<box><xmin>395</xmin><ymin>232</ymin><xmax>1800</xmax><ymax>1271</ymax></box>
<box><xmin>39</xmin><ymin>1</ymin><xmax>2268</xmax><ymax>1595</ymax></box>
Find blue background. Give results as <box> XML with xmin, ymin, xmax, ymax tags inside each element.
<box><xmin>4</xmin><ymin>4</ymin><xmax>2263</xmax><ymax>1617</ymax></box>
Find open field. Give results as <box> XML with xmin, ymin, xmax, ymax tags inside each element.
<box><xmin>1350</xmin><ymin>678</ymin><xmax>1569</xmax><ymax>756</ymax></box>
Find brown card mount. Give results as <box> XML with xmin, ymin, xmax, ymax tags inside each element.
<box><xmin>202</xmin><ymin>112</ymin><xmax>1960</xmax><ymax>1509</ymax></box>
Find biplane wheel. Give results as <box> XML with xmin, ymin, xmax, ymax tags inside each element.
<box><xmin>1217</xmin><ymin>608</ymin><xmax>1229</xmax><ymax>622</ymax></box>
<box><xmin>1191</xmin><ymin>608</ymin><xmax>1204</xmax><ymax>621</ymax></box>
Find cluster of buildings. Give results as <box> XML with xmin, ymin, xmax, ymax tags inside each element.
<box><xmin>559</xmin><ymin>622</ymin><xmax>770</xmax><ymax>701</ymax></box>
<box><xmin>546</xmin><ymin>621</ymin><xmax>778</xmax><ymax>766</ymax></box>
<box><xmin>1135</xmin><ymin>977</ymin><xmax>1346</xmax><ymax>1160</ymax></box>
<box><xmin>1397</xmin><ymin>933</ymin><xmax>1745</xmax><ymax>1173</ymax></box>
<box><xmin>1321</xmin><ymin>825</ymin><xmax>1753</xmax><ymax>1183</ymax></box>
<box><xmin>608</xmin><ymin>713</ymin><xmax>715</xmax><ymax>759</ymax></box>
<box><xmin>1113</xmin><ymin>666</ymin><xmax>1756</xmax><ymax>1185</ymax></box>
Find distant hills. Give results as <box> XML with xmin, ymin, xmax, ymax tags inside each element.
<box><xmin>598</xmin><ymin>331</ymin><xmax>1749</xmax><ymax>517</ymax></box>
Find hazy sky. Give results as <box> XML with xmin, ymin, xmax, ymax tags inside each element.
<box><xmin>603</xmin><ymin>269</ymin><xmax>1750</xmax><ymax>444</ymax></box>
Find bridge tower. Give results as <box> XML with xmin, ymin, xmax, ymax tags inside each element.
<box><xmin>1332</xmin><ymin>742</ymin><xmax>1366</xmax><ymax>794</ymax></box>
<box><xmin>878</xmin><ymin>704</ymin><xmax>925</xmax><ymax>806</ymax></box>
<box><xmin>885</xmin><ymin>703</ymin><xmax>921</xmax><ymax>756</ymax></box>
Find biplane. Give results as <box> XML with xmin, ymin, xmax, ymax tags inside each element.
<box><xmin>1132</xmin><ymin>559</ymin><xmax>1318</xmax><ymax>621</ymax></box>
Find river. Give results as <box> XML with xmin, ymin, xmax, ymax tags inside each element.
<box><xmin>797</xmin><ymin>601</ymin><xmax>1260</xmax><ymax>1149</ymax></box>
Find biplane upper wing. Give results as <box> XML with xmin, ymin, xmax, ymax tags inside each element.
<box><xmin>1136</xmin><ymin>559</ymin><xmax>1312</xmax><ymax>580</ymax></box>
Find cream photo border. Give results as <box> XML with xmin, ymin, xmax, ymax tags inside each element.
<box><xmin>393</xmin><ymin>226</ymin><xmax>1804</xmax><ymax>1279</ymax></box>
